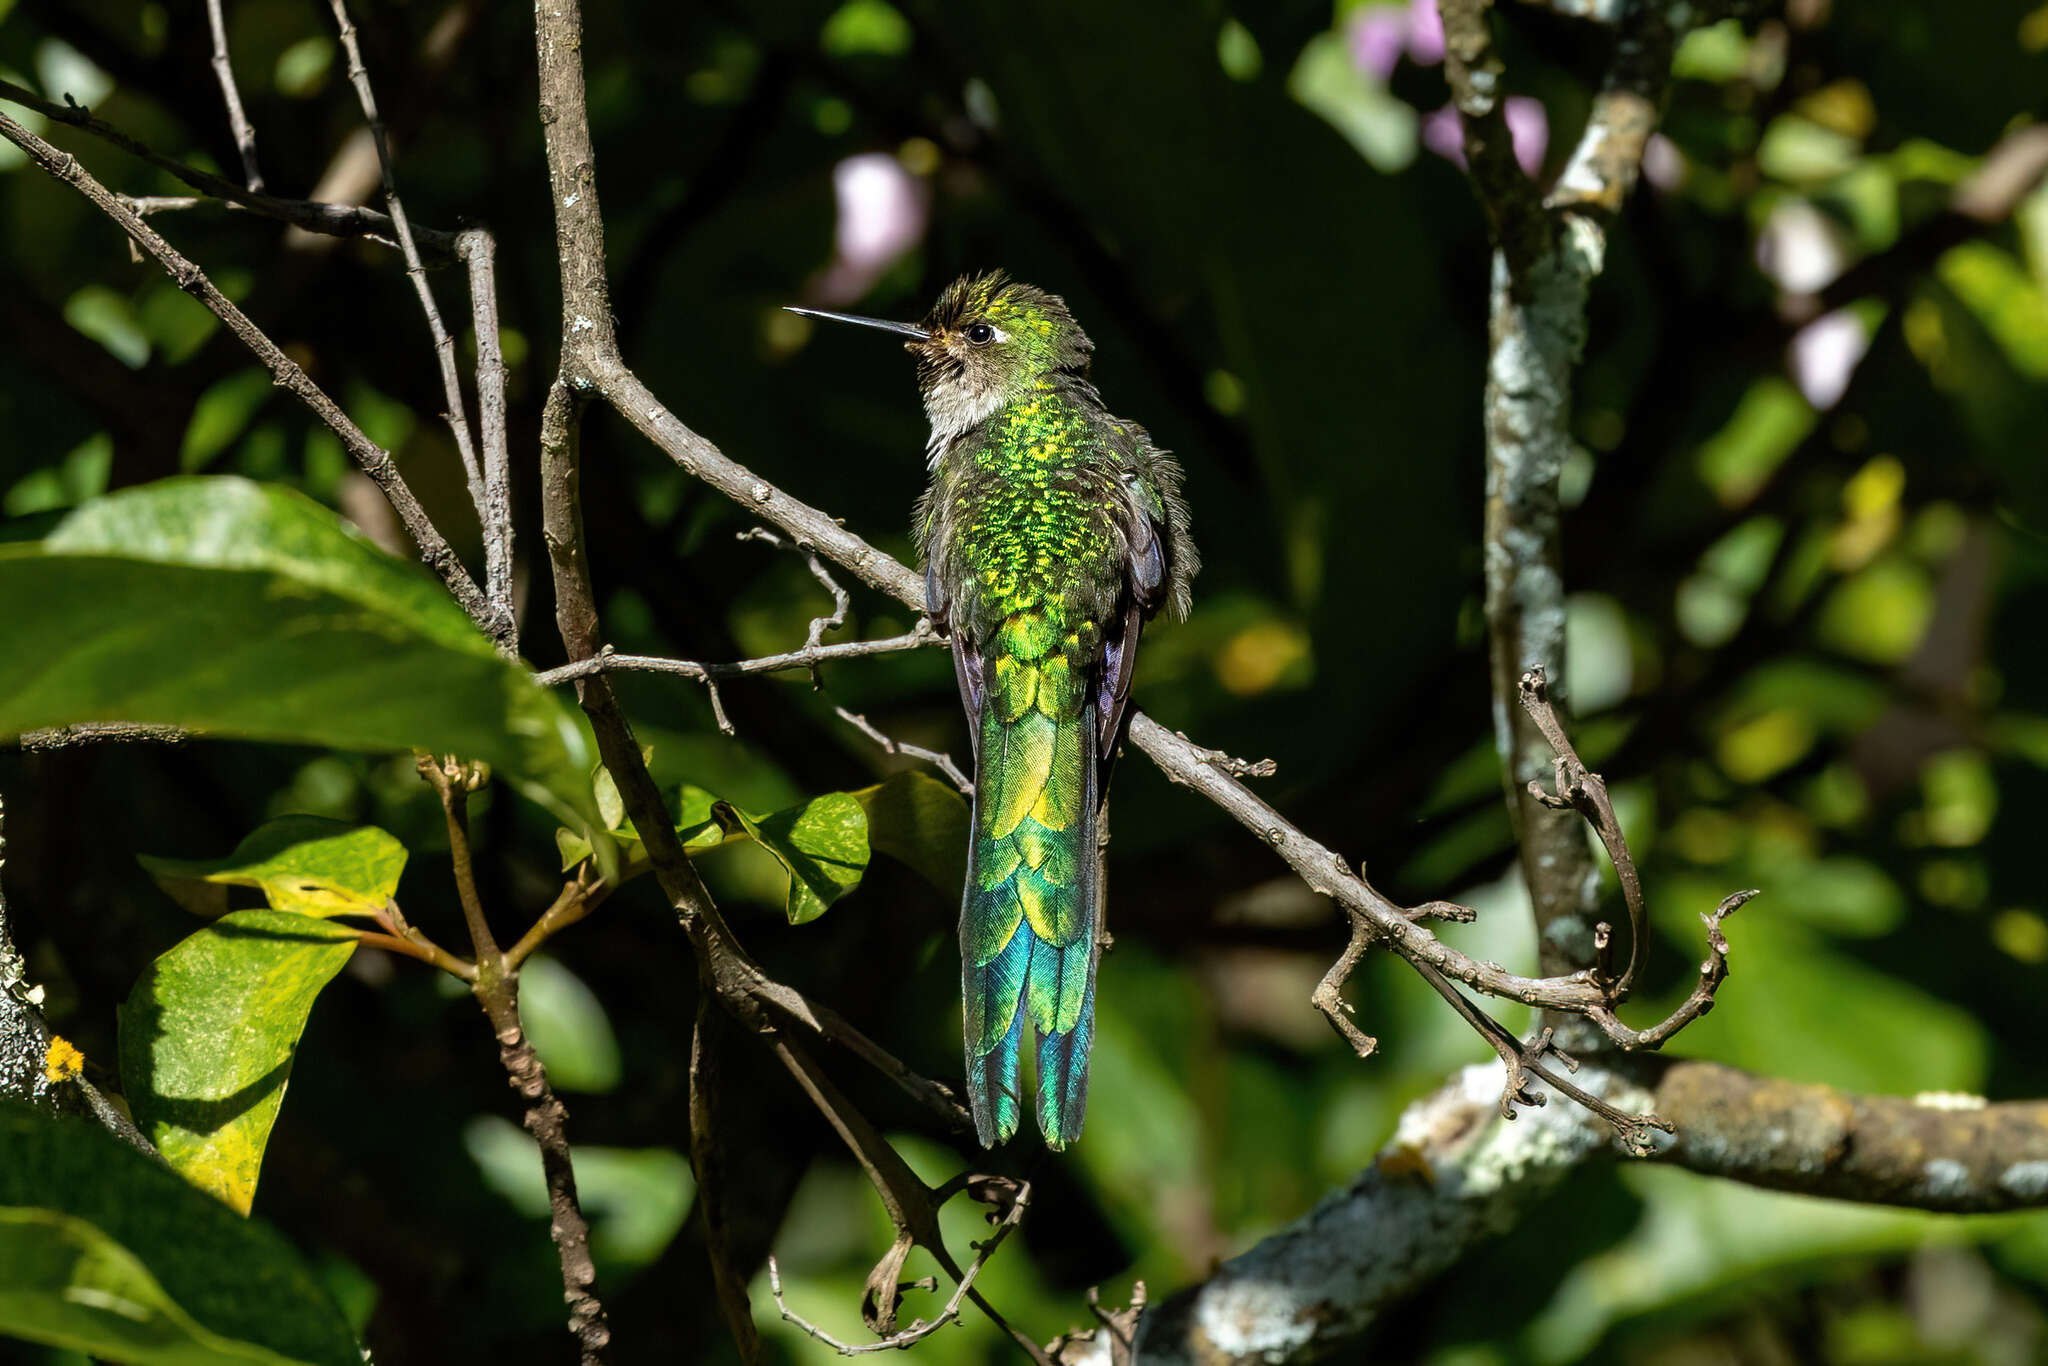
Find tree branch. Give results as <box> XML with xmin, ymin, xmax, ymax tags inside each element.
<box><xmin>460</xmin><ymin>228</ymin><xmax>518</xmax><ymax>632</ymax></box>
<box><xmin>0</xmin><ymin>80</ymin><xmax>455</xmax><ymax>253</ymax></box>
<box><xmin>0</xmin><ymin>793</ymin><xmax>158</xmax><ymax>1153</ymax></box>
<box><xmin>329</xmin><ymin>0</ymin><xmax>510</xmax><ymax>646</ymax></box>
<box><xmin>203</xmin><ymin>0</ymin><xmax>263</xmax><ymax>191</ymax></box>
<box><xmin>421</xmin><ymin>755</ymin><xmax>611</xmax><ymax>1365</ymax></box>
<box><xmin>1134</xmin><ymin>1054</ymin><xmax>2048</xmax><ymax>1364</ymax></box>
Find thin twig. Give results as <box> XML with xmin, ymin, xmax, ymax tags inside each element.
<box><xmin>0</xmin><ymin>80</ymin><xmax>453</xmax><ymax>252</ymax></box>
<box><xmin>832</xmin><ymin>705</ymin><xmax>972</xmax><ymax>796</ymax></box>
<box><xmin>417</xmin><ymin>754</ymin><xmax>500</xmax><ymax>963</ymax></box>
<box><xmin>116</xmin><ymin>195</ymin><xmax>204</xmax><ymax>217</ymax></box>
<box><xmin>739</xmin><ymin>525</ymin><xmax>853</xmax><ymax>681</ymax></box>
<box><xmin>0</xmin><ymin>110</ymin><xmax>501</xmax><ymax>642</ymax></box>
<box><xmin>1516</xmin><ymin>667</ymin><xmax>1646</xmax><ymax>997</ymax></box>
<box><xmin>766</xmin><ymin>1178</ymin><xmax>1032</xmax><ymax>1356</ymax></box>
<box><xmin>1311</xmin><ymin>920</ymin><xmax>1378</xmax><ymax>1059</ymax></box>
<box><xmin>329</xmin><ymin>0</ymin><xmax>494</xmax><ymax>611</ymax></box>
<box><xmin>530</xmin><ymin>624</ymin><xmax>939</xmax><ymax>690</ymax></box>
<box><xmin>502</xmin><ymin>870</ymin><xmax>610</xmax><ymax>971</ymax></box>
<box><xmin>204</xmin><ymin>0</ymin><xmax>263</xmax><ymax>190</ymax></box>
<box><xmin>420</xmin><ymin>753</ymin><xmax>611</xmax><ymax>1365</ymax></box>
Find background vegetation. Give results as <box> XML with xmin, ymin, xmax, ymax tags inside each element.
<box><xmin>3</xmin><ymin>0</ymin><xmax>2048</xmax><ymax>1361</ymax></box>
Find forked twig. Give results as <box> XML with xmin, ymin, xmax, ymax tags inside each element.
<box><xmin>204</xmin><ymin>0</ymin><xmax>263</xmax><ymax>190</ymax></box>
<box><xmin>767</xmin><ymin>1177</ymin><xmax>1033</xmax><ymax>1357</ymax></box>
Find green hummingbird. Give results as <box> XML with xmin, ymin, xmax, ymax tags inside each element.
<box><xmin>790</xmin><ymin>272</ymin><xmax>1196</xmax><ymax>1148</ymax></box>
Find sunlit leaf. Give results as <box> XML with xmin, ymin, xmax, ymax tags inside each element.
<box><xmin>0</xmin><ymin>1108</ymin><xmax>358</xmax><ymax>1365</ymax></box>
<box><xmin>141</xmin><ymin>817</ymin><xmax>405</xmax><ymax>920</ymax></box>
<box><xmin>118</xmin><ymin>911</ymin><xmax>359</xmax><ymax>1214</ymax></box>
<box><xmin>723</xmin><ymin>791</ymin><xmax>869</xmax><ymax>925</ymax></box>
<box><xmin>0</xmin><ymin>477</ymin><xmax>599</xmax><ymax>836</ymax></box>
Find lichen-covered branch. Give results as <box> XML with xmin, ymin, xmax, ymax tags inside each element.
<box><xmin>1133</xmin><ymin>1056</ymin><xmax>2048</xmax><ymax>1365</ymax></box>
<box><xmin>1651</xmin><ymin>1061</ymin><xmax>2048</xmax><ymax>1213</ymax></box>
<box><xmin>1439</xmin><ymin>0</ymin><xmax>1691</xmax><ymax>983</ymax></box>
<box><xmin>1134</xmin><ymin>1062</ymin><xmax>1647</xmax><ymax>1365</ymax></box>
<box><xmin>0</xmin><ymin>794</ymin><xmax>156</xmax><ymax>1151</ymax></box>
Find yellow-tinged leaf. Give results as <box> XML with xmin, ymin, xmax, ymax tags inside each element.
<box><xmin>119</xmin><ymin>911</ymin><xmax>358</xmax><ymax>1213</ymax></box>
<box><xmin>142</xmin><ymin>816</ymin><xmax>405</xmax><ymax>920</ymax></box>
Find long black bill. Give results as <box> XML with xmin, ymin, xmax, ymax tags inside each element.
<box><xmin>784</xmin><ymin>305</ymin><xmax>928</xmax><ymax>340</ymax></box>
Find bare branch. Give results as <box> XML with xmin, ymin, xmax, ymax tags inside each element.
<box><xmin>0</xmin><ymin>109</ymin><xmax>502</xmax><ymax>643</ymax></box>
<box><xmin>203</xmin><ymin>0</ymin><xmax>263</xmax><ymax>191</ymax></box>
<box><xmin>0</xmin><ymin>80</ymin><xmax>455</xmax><ymax>253</ymax></box>
<box><xmin>461</xmin><ymin>228</ymin><xmax>517</xmax><ymax>634</ymax></box>
<box><xmin>1311</xmin><ymin>920</ymin><xmax>1378</xmax><ymax>1060</ymax></box>
<box><xmin>1587</xmin><ymin>888</ymin><xmax>1756</xmax><ymax>1050</ymax></box>
<box><xmin>833</xmin><ymin>705</ymin><xmax>973</xmax><ymax>796</ymax></box>
<box><xmin>1516</xmin><ymin>667</ymin><xmax>1645</xmax><ymax>996</ymax></box>
<box><xmin>421</xmin><ymin>756</ymin><xmax>611</xmax><ymax>1364</ymax></box>
<box><xmin>530</xmin><ymin>622</ymin><xmax>940</xmax><ymax>690</ymax></box>
<box><xmin>1141</xmin><ymin>1055</ymin><xmax>2048</xmax><ymax>1365</ymax></box>
<box><xmin>1651</xmin><ymin>1060</ymin><xmax>2048</xmax><ymax>1213</ymax></box>
<box><xmin>766</xmin><ymin>1177</ymin><xmax>1032</xmax><ymax>1356</ymax></box>
<box><xmin>329</xmin><ymin>0</ymin><xmax>494</xmax><ymax>604</ymax></box>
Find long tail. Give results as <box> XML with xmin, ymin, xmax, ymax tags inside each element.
<box><xmin>961</xmin><ymin>613</ymin><xmax>1101</xmax><ymax>1149</ymax></box>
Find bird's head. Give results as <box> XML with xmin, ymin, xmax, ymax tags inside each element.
<box><xmin>788</xmin><ymin>271</ymin><xmax>1093</xmax><ymax>444</ymax></box>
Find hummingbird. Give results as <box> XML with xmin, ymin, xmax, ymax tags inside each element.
<box><xmin>790</xmin><ymin>272</ymin><xmax>1196</xmax><ymax>1148</ymax></box>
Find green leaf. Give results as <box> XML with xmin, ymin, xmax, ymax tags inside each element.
<box><xmin>722</xmin><ymin>791</ymin><xmax>869</xmax><ymax>925</ymax></box>
<box><xmin>118</xmin><ymin>911</ymin><xmax>359</xmax><ymax>1214</ymax></box>
<box><xmin>0</xmin><ymin>477</ymin><xmax>598</xmax><ymax>835</ymax></box>
<box><xmin>857</xmin><ymin>770</ymin><xmax>969</xmax><ymax>896</ymax></box>
<box><xmin>556</xmin><ymin>781</ymin><xmax>724</xmax><ymax>872</ymax></box>
<box><xmin>0</xmin><ymin>1207</ymin><xmax>313</xmax><ymax>1365</ymax></box>
<box><xmin>0</xmin><ymin>1107</ymin><xmax>359</xmax><ymax>1366</ymax></box>
<box><xmin>140</xmin><ymin>817</ymin><xmax>406</xmax><ymax>920</ymax></box>
<box><xmin>553</xmin><ymin>779</ymin><xmax>875</xmax><ymax>923</ymax></box>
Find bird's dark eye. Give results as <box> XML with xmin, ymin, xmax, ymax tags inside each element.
<box><xmin>964</xmin><ymin>323</ymin><xmax>996</xmax><ymax>345</ymax></box>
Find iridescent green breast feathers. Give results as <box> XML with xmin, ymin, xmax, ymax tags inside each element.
<box><xmin>791</xmin><ymin>272</ymin><xmax>1195</xmax><ymax>1148</ymax></box>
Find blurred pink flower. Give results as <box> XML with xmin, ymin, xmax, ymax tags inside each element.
<box><xmin>1641</xmin><ymin>133</ymin><xmax>1685</xmax><ymax>191</ymax></box>
<box><xmin>1348</xmin><ymin>0</ymin><xmax>1444</xmax><ymax>79</ymax></box>
<box><xmin>811</xmin><ymin>152</ymin><xmax>930</xmax><ymax>306</ymax></box>
<box><xmin>1421</xmin><ymin>97</ymin><xmax>1549</xmax><ymax>176</ymax></box>
<box><xmin>1405</xmin><ymin>0</ymin><xmax>1444</xmax><ymax>65</ymax></box>
<box><xmin>1349</xmin><ymin>7</ymin><xmax>1411</xmax><ymax>80</ymax></box>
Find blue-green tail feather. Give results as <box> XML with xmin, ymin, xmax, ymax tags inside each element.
<box><xmin>961</xmin><ymin>645</ymin><xmax>1102</xmax><ymax>1148</ymax></box>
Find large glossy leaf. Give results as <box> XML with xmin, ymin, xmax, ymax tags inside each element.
<box><xmin>0</xmin><ymin>1107</ymin><xmax>359</xmax><ymax>1366</ymax></box>
<box><xmin>0</xmin><ymin>1207</ymin><xmax>311</xmax><ymax>1366</ymax></box>
<box><xmin>0</xmin><ymin>476</ymin><xmax>597</xmax><ymax>829</ymax></box>
<box><xmin>119</xmin><ymin>911</ymin><xmax>359</xmax><ymax>1214</ymax></box>
<box><xmin>141</xmin><ymin>816</ymin><xmax>406</xmax><ymax>920</ymax></box>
